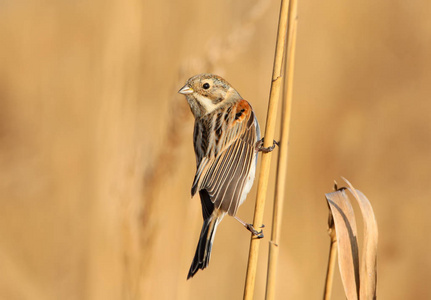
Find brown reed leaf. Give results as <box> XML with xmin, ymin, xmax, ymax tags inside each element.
<box><xmin>325</xmin><ymin>187</ymin><xmax>360</xmax><ymax>300</ymax></box>
<box><xmin>324</xmin><ymin>180</ymin><xmax>378</xmax><ymax>300</ymax></box>
<box><xmin>343</xmin><ymin>178</ymin><xmax>378</xmax><ymax>300</ymax></box>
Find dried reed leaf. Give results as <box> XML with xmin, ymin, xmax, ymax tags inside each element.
<box><xmin>343</xmin><ymin>178</ymin><xmax>378</xmax><ymax>300</ymax></box>
<box><xmin>325</xmin><ymin>189</ymin><xmax>360</xmax><ymax>300</ymax></box>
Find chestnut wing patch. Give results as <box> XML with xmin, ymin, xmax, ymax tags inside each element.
<box><xmin>232</xmin><ymin>99</ymin><xmax>251</xmax><ymax>125</ymax></box>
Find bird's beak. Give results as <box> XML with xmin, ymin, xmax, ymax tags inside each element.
<box><xmin>178</xmin><ymin>85</ymin><xmax>194</xmax><ymax>95</ymax></box>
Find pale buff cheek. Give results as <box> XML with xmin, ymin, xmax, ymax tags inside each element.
<box><xmin>194</xmin><ymin>93</ymin><xmax>219</xmax><ymax>114</ymax></box>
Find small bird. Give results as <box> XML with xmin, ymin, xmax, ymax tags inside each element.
<box><xmin>178</xmin><ymin>73</ymin><xmax>276</xmax><ymax>279</ymax></box>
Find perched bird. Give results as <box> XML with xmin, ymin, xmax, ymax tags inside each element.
<box><xmin>178</xmin><ymin>74</ymin><xmax>275</xmax><ymax>279</ymax></box>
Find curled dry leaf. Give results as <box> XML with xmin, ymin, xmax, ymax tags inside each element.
<box><xmin>325</xmin><ymin>188</ymin><xmax>360</xmax><ymax>300</ymax></box>
<box><xmin>343</xmin><ymin>178</ymin><xmax>378</xmax><ymax>300</ymax></box>
<box><xmin>324</xmin><ymin>180</ymin><xmax>378</xmax><ymax>300</ymax></box>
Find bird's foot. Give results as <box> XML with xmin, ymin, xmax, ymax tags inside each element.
<box><xmin>246</xmin><ymin>223</ymin><xmax>264</xmax><ymax>239</ymax></box>
<box><xmin>256</xmin><ymin>138</ymin><xmax>279</xmax><ymax>153</ymax></box>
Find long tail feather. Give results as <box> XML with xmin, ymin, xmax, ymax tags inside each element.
<box><xmin>187</xmin><ymin>216</ymin><xmax>219</xmax><ymax>279</ymax></box>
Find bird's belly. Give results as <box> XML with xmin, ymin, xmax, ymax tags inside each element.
<box><xmin>238</xmin><ymin>155</ymin><xmax>257</xmax><ymax>207</ymax></box>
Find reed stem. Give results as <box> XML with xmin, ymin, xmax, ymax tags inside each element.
<box><xmin>323</xmin><ymin>213</ymin><xmax>338</xmax><ymax>300</ymax></box>
<box><xmin>264</xmin><ymin>0</ymin><xmax>298</xmax><ymax>298</ymax></box>
<box><xmin>243</xmin><ymin>0</ymin><xmax>291</xmax><ymax>298</ymax></box>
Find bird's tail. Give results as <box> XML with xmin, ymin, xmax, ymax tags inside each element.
<box><xmin>187</xmin><ymin>215</ymin><xmax>220</xmax><ymax>279</ymax></box>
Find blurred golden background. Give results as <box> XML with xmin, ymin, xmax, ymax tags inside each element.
<box><xmin>1</xmin><ymin>0</ymin><xmax>430</xmax><ymax>299</ymax></box>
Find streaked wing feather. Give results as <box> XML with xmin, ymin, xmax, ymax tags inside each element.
<box><xmin>206</xmin><ymin>134</ymin><xmax>254</xmax><ymax>216</ymax></box>
<box><xmin>218</xmin><ymin>140</ymin><xmax>249</xmax><ymax>214</ymax></box>
<box><xmin>230</xmin><ymin>135</ymin><xmax>253</xmax><ymax>215</ymax></box>
<box><xmin>193</xmin><ymin>100</ymin><xmax>257</xmax><ymax>216</ymax></box>
<box><xmin>209</xmin><ymin>140</ymin><xmax>245</xmax><ymax>212</ymax></box>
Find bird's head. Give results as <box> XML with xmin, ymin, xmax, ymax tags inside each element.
<box><xmin>178</xmin><ymin>73</ymin><xmax>241</xmax><ymax>118</ymax></box>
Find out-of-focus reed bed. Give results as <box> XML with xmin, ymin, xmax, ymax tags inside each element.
<box><xmin>0</xmin><ymin>0</ymin><xmax>430</xmax><ymax>299</ymax></box>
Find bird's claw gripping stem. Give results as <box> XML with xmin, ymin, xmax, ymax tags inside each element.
<box><xmin>256</xmin><ymin>138</ymin><xmax>279</xmax><ymax>153</ymax></box>
<box><xmin>246</xmin><ymin>223</ymin><xmax>264</xmax><ymax>239</ymax></box>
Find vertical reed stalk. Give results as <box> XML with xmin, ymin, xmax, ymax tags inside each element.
<box><xmin>243</xmin><ymin>0</ymin><xmax>291</xmax><ymax>298</ymax></box>
<box><xmin>264</xmin><ymin>0</ymin><xmax>298</xmax><ymax>299</ymax></box>
<box><xmin>323</xmin><ymin>235</ymin><xmax>338</xmax><ymax>300</ymax></box>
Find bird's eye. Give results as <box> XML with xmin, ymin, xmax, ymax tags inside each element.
<box><xmin>203</xmin><ymin>83</ymin><xmax>210</xmax><ymax>89</ymax></box>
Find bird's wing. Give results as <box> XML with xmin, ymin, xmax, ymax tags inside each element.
<box><xmin>191</xmin><ymin>99</ymin><xmax>258</xmax><ymax>217</ymax></box>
